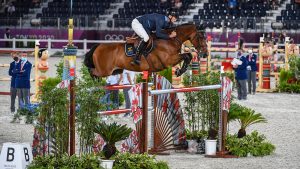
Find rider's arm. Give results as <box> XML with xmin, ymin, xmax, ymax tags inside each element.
<box><xmin>155</xmin><ymin>20</ymin><xmax>170</xmax><ymax>40</ymax></box>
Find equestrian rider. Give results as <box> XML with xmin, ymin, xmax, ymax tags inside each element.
<box><xmin>131</xmin><ymin>9</ymin><xmax>179</xmax><ymax>65</ymax></box>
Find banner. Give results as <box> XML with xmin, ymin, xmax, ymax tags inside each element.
<box><xmin>222</xmin><ymin>76</ymin><xmax>233</xmax><ymax>111</ymax></box>
<box><xmin>129</xmin><ymin>83</ymin><xmax>143</xmax><ymax>124</ymax></box>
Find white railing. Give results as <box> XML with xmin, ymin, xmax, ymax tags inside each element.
<box><xmin>0</xmin><ymin>38</ymin><xmax>125</xmax><ymax>55</ymax></box>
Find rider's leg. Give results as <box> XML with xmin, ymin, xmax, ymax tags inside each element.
<box><xmin>131</xmin><ymin>18</ymin><xmax>149</xmax><ymax>65</ymax></box>
<box><xmin>133</xmin><ymin>40</ymin><xmax>147</xmax><ymax>64</ymax></box>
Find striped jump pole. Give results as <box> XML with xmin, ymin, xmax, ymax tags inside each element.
<box><xmin>149</xmin><ymin>84</ymin><xmax>222</xmax><ymax>95</ymax></box>
<box><xmin>104</xmin><ymin>83</ymin><xmax>153</xmax><ymax>90</ymax></box>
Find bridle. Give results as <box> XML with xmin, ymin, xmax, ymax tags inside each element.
<box><xmin>173</xmin><ymin>26</ymin><xmax>205</xmax><ymax>54</ymax></box>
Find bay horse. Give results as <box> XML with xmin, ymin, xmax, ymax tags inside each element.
<box><xmin>84</xmin><ymin>23</ymin><xmax>207</xmax><ymax>77</ymax></box>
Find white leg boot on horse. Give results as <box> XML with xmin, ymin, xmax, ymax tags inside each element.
<box><xmin>131</xmin><ymin>40</ymin><xmax>147</xmax><ymax>65</ymax></box>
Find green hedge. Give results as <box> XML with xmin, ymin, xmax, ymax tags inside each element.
<box><xmin>226</xmin><ymin>131</ymin><xmax>275</xmax><ymax>157</ymax></box>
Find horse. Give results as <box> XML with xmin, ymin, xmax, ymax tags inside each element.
<box><xmin>84</xmin><ymin>23</ymin><xmax>207</xmax><ymax>77</ymax></box>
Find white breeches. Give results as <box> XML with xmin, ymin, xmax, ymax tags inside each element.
<box><xmin>132</xmin><ymin>18</ymin><xmax>149</xmax><ymax>42</ymax></box>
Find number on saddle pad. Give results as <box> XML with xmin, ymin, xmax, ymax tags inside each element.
<box><xmin>124</xmin><ymin>37</ymin><xmax>154</xmax><ymax>57</ymax></box>
<box><xmin>125</xmin><ymin>43</ymin><xmax>136</xmax><ymax>57</ymax></box>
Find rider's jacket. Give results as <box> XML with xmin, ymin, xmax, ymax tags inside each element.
<box><xmin>136</xmin><ymin>13</ymin><xmax>171</xmax><ymax>40</ymax></box>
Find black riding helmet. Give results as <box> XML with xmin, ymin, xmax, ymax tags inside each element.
<box><xmin>166</xmin><ymin>8</ymin><xmax>180</xmax><ymax>19</ymax></box>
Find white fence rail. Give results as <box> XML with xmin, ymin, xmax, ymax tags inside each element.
<box><xmin>0</xmin><ymin>38</ymin><xmax>125</xmax><ymax>55</ymax></box>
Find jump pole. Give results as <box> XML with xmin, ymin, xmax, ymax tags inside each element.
<box><xmin>31</xmin><ymin>40</ymin><xmax>40</xmax><ymax>102</ymax></box>
<box><xmin>148</xmin><ymin>85</ymin><xmax>222</xmax><ymax>95</ymax></box>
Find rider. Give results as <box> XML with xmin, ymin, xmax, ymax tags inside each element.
<box><xmin>131</xmin><ymin>9</ymin><xmax>179</xmax><ymax>65</ymax></box>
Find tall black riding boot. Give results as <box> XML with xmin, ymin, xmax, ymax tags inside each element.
<box><xmin>131</xmin><ymin>40</ymin><xmax>147</xmax><ymax>65</ymax></box>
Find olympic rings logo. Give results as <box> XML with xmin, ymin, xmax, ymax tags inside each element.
<box><xmin>104</xmin><ymin>34</ymin><xmax>124</xmax><ymax>40</ymax></box>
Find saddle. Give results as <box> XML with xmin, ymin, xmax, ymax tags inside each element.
<box><xmin>124</xmin><ymin>36</ymin><xmax>154</xmax><ymax>57</ymax></box>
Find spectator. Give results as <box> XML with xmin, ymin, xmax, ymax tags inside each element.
<box><xmin>16</xmin><ymin>52</ymin><xmax>32</xmax><ymax>108</ymax></box>
<box><xmin>246</xmin><ymin>48</ymin><xmax>257</xmax><ymax>95</ymax></box>
<box><xmin>288</xmin><ymin>38</ymin><xmax>300</xmax><ymax>56</ymax></box>
<box><xmin>8</xmin><ymin>52</ymin><xmax>20</xmax><ymax>113</ymax></box>
<box><xmin>228</xmin><ymin>0</ymin><xmax>237</xmax><ymax>16</ymax></box>
<box><xmin>271</xmin><ymin>0</ymin><xmax>278</xmax><ymax>10</ymax></box>
<box><xmin>105</xmin><ymin>74</ymin><xmax>122</xmax><ymax>109</ymax></box>
<box><xmin>121</xmin><ymin>70</ymin><xmax>136</xmax><ymax>117</ymax></box>
<box><xmin>278</xmin><ymin>31</ymin><xmax>286</xmax><ymax>44</ymax></box>
<box><xmin>233</xmin><ymin>50</ymin><xmax>248</xmax><ymax>100</ymax></box>
<box><xmin>7</xmin><ymin>2</ymin><xmax>15</xmax><ymax>16</ymax></box>
<box><xmin>32</xmin><ymin>0</ymin><xmax>41</xmax><ymax>8</ymax></box>
<box><xmin>173</xmin><ymin>0</ymin><xmax>182</xmax><ymax>9</ymax></box>
<box><xmin>4</xmin><ymin>28</ymin><xmax>11</xmax><ymax>48</ymax></box>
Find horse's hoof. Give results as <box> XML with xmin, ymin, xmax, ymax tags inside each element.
<box><xmin>175</xmin><ymin>69</ymin><xmax>181</xmax><ymax>77</ymax></box>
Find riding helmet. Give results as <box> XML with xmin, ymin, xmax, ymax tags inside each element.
<box><xmin>166</xmin><ymin>8</ymin><xmax>180</xmax><ymax>19</ymax></box>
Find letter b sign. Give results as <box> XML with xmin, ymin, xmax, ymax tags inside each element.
<box><xmin>0</xmin><ymin>143</ymin><xmax>33</xmax><ymax>169</ymax></box>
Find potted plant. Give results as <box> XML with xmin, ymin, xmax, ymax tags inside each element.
<box><xmin>94</xmin><ymin>122</ymin><xmax>132</xmax><ymax>169</ymax></box>
<box><xmin>185</xmin><ymin>129</ymin><xmax>197</xmax><ymax>153</ymax></box>
<box><xmin>194</xmin><ymin>130</ymin><xmax>207</xmax><ymax>154</ymax></box>
<box><xmin>205</xmin><ymin>128</ymin><xmax>218</xmax><ymax>155</ymax></box>
<box><xmin>236</xmin><ymin>107</ymin><xmax>267</xmax><ymax>138</ymax></box>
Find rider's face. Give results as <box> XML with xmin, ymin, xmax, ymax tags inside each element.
<box><xmin>168</xmin><ymin>15</ymin><xmax>177</xmax><ymax>23</ymax></box>
<box><xmin>170</xmin><ymin>16</ymin><xmax>177</xmax><ymax>23</ymax></box>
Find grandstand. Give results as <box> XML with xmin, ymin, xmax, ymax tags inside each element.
<box><xmin>0</xmin><ymin>0</ymin><xmax>299</xmax><ymax>31</ymax></box>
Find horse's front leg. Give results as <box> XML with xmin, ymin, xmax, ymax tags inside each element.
<box><xmin>175</xmin><ymin>53</ymin><xmax>193</xmax><ymax>77</ymax></box>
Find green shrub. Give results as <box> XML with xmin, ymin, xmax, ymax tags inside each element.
<box><xmin>113</xmin><ymin>153</ymin><xmax>169</xmax><ymax>169</ymax></box>
<box><xmin>27</xmin><ymin>154</ymin><xmax>102</xmax><ymax>169</ymax></box>
<box><xmin>40</xmin><ymin>77</ymin><xmax>61</xmax><ymax>94</ymax></box>
<box><xmin>182</xmin><ymin>71</ymin><xmax>224</xmax><ymax>136</ymax></box>
<box><xmin>159</xmin><ymin>67</ymin><xmax>172</xmax><ymax>83</ymax></box>
<box><xmin>226</xmin><ymin>131</ymin><xmax>275</xmax><ymax>157</ymax></box>
<box><xmin>185</xmin><ymin>129</ymin><xmax>208</xmax><ymax>140</ymax></box>
<box><xmin>278</xmin><ymin>70</ymin><xmax>300</xmax><ymax>93</ymax></box>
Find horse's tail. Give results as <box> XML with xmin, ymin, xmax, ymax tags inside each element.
<box><xmin>84</xmin><ymin>44</ymin><xmax>99</xmax><ymax>68</ymax></box>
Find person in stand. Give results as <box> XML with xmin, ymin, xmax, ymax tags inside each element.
<box><xmin>16</xmin><ymin>52</ymin><xmax>32</xmax><ymax>108</ymax></box>
<box><xmin>233</xmin><ymin>50</ymin><xmax>248</xmax><ymax>100</ymax></box>
<box><xmin>4</xmin><ymin>28</ymin><xmax>11</xmax><ymax>47</ymax></box>
<box><xmin>130</xmin><ymin>8</ymin><xmax>179</xmax><ymax>65</ymax></box>
<box><xmin>121</xmin><ymin>69</ymin><xmax>136</xmax><ymax>117</ymax></box>
<box><xmin>8</xmin><ymin>52</ymin><xmax>20</xmax><ymax>113</ymax></box>
<box><xmin>105</xmin><ymin>74</ymin><xmax>122</xmax><ymax>109</ymax></box>
<box><xmin>7</xmin><ymin>2</ymin><xmax>15</xmax><ymax>16</ymax></box>
<box><xmin>246</xmin><ymin>48</ymin><xmax>257</xmax><ymax>95</ymax></box>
